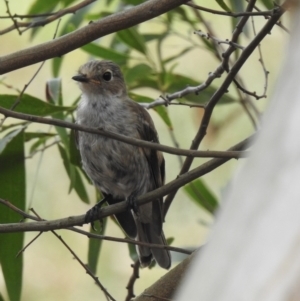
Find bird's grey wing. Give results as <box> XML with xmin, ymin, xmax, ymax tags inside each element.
<box><xmin>135</xmin><ymin>105</ymin><xmax>165</xmax><ymax>236</ymax></box>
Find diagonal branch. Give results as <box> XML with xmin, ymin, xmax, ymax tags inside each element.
<box><xmin>163</xmin><ymin>2</ymin><xmax>286</xmax><ymax>216</ymax></box>
<box><xmin>0</xmin><ymin>134</ymin><xmax>254</xmax><ymax>234</ymax></box>
<box><xmin>0</xmin><ymin>0</ymin><xmax>189</xmax><ymax>74</ymax></box>
<box><xmin>0</xmin><ymin>106</ymin><xmax>248</xmax><ymax>159</ymax></box>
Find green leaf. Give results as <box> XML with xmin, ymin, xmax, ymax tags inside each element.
<box><xmin>28</xmin><ymin>0</ymin><xmax>58</xmax><ymax>14</ymax></box>
<box><xmin>124</xmin><ymin>64</ymin><xmax>152</xmax><ymax>85</ymax></box>
<box><xmin>69</xmin><ymin>129</ymin><xmax>81</xmax><ymax>167</ymax></box>
<box><xmin>184</xmin><ymin>179</ymin><xmax>218</xmax><ymax>214</ymax></box>
<box><xmin>229</xmin><ymin>0</ymin><xmax>248</xmax><ymax>38</ymax></box>
<box><xmin>122</xmin><ymin>0</ymin><xmax>144</xmax><ymax>4</ymax></box>
<box><xmin>24</xmin><ymin>132</ymin><xmax>56</xmax><ymax>142</ymax></box>
<box><xmin>0</xmin><ymin>94</ymin><xmax>74</xmax><ymax>116</ymax></box>
<box><xmin>46</xmin><ymin>78</ymin><xmax>70</xmax><ymax>149</ymax></box>
<box><xmin>57</xmin><ymin>144</ymin><xmax>89</xmax><ymax>203</ymax></box>
<box><xmin>215</xmin><ymin>0</ymin><xmax>231</xmax><ymax>12</ymax></box>
<box><xmin>52</xmin><ymin>57</ymin><xmax>62</xmax><ymax>78</ymax></box>
<box><xmin>172</xmin><ymin>7</ymin><xmax>196</xmax><ymax>25</ymax></box>
<box><xmin>143</xmin><ymin>34</ymin><xmax>161</xmax><ymax>42</ymax></box>
<box><xmin>162</xmin><ymin>46</ymin><xmax>193</xmax><ymax>65</ymax></box>
<box><xmin>259</xmin><ymin>0</ymin><xmax>274</xmax><ymax>9</ymax></box>
<box><xmin>117</xmin><ymin>27</ymin><xmax>147</xmax><ymax>55</ymax></box>
<box><xmin>1</xmin><ymin>122</ymin><xmax>27</xmax><ymax>132</ymax></box>
<box><xmin>128</xmin><ymin>240</ymin><xmax>138</xmax><ymax>262</ymax></box>
<box><xmin>153</xmin><ymin>106</ymin><xmax>173</xmax><ymax>130</ymax></box>
<box><xmin>29</xmin><ymin>136</ymin><xmax>54</xmax><ymax>155</ymax></box>
<box><xmin>88</xmin><ymin>218</ymin><xmax>107</xmax><ymax>273</ymax></box>
<box><xmin>61</xmin><ymin>0</ymin><xmax>77</xmax><ymax>7</ymax></box>
<box><xmin>0</xmin><ymin>127</ymin><xmax>25</xmax><ymax>154</ymax></box>
<box><xmin>166</xmin><ymin>237</ymin><xmax>174</xmax><ymax>245</ymax></box>
<box><xmin>130</xmin><ymin>75</ymin><xmax>159</xmax><ymax>90</ymax></box>
<box><xmin>27</xmin><ymin>0</ymin><xmax>58</xmax><ymax>38</ymax></box>
<box><xmin>0</xmin><ymin>292</ymin><xmax>5</xmax><ymax>301</ymax></box>
<box><xmin>0</xmin><ymin>129</ymin><xmax>25</xmax><ymax>301</ymax></box>
<box><xmin>81</xmin><ymin>44</ymin><xmax>130</xmax><ymax>64</ymax></box>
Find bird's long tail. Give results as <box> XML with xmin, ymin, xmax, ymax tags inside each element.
<box><xmin>136</xmin><ymin>222</ymin><xmax>171</xmax><ymax>269</ymax></box>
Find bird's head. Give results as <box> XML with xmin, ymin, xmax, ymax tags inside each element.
<box><xmin>72</xmin><ymin>60</ymin><xmax>127</xmax><ymax>98</ymax></box>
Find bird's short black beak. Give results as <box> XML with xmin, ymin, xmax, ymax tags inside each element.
<box><xmin>72</xmin><ymin>74</ymin><xmax>89</xmax><ymax>83</ymax></box>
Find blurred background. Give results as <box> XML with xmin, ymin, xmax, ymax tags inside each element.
<box><xmin>0</xmin><ymin>0</ymin><xmax>288</xmax><ymax>300</ymax></box>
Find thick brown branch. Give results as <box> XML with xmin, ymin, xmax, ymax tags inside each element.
<box><xmin>133</xmin><ymin>250</ymin><xmax>199</xmax><ymax>301</ymax></box>
<box><xmin>0</xmin><ymin>106</ymin><xmax>248</xmax><ymax>159</ymax></box>
<box><xmin>0</xmin><ymin>0</ymin><xmax>189</xmax><ymax>74</ymax></box>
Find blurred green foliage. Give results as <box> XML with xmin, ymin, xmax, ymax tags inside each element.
<box><xmin>0</xmin><ymin>0</ymin><xmax>277</xmax><ymax>300</ymax></box>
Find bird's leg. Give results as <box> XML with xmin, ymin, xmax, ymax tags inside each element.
<box><xmin>127</xmin><ymin>192</ymin><xmax>139</xmax><ymax>215</ymax></box>
<box><xmin>85</xmin><ymin>194</ymin><xmax>112</xmax><ymax>230</ymax></box>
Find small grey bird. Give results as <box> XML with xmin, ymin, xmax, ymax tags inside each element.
<box><xmin>73</xmin><ymin>60</ymin><xmax>171</xmax><ymax>269</ymax></box>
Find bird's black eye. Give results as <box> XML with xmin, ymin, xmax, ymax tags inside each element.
<box><xmin>102</xmin><ymin>71</ymin><xmax>112</xmax><ymax>81</ymax></box>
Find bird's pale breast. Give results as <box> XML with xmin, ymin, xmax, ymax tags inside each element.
<box><xmin>76</xmin><ymin>94</ymin><xmax>152</xmax><ymax>199</ymax></box>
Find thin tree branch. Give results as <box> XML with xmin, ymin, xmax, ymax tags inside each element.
<box><xmin>194</xmin><ymin>30</ymin><xmax>244</xmax><ymax>50</ymax></box>
<box><xmin>185</xmin><ymin>2</ymin><xmax>274</xmax><ymax>17</ymax></box>
<box><xmin>30</xmin><ymin>209</ymin><xmax>115</xmax><ymax>301</ymax></box>
<box><xmin>189</xmin><ymin>1</ymin><xmax>260</xmax><ymax>127</ymax></box>
<box><xmin>3</xmin><ymin>0</ymin><xmax>21</xmax><ymax>35</ymax></box>
<box><xmin>0</xmin><ymin>13</ymin><xmax>55</xmax><ymax>19</ymax></box>
<box><xmin>163</xmin><ymin>2</ymin><xmax>285</xmax><ymax>216</ymax></box>
<box><xmin>0</xmin><ymin>133</ymin><xmax>254</xmax><ymax>234</ymax></box>
<box><xmin>0</xmin><ymin>0</ymin><xmax>189</xmax><ymax>74</ymax></box>
<box><xmin>0</xmin><ymin>198</ymin><xmax>192</xmax><ymax>254</ymax></box>
<box><xmin>0</xmin><ymin>106</ymin><xmax>248</xmax><ymax>159</ymax></box>
<box><xmin>125</xmin><ymin>260</ymin><xmax>141</xmax><ymax>301</ymax></box>
<box><xmin>0</xmin><ymin>0</ymin><xmax>96</xmax><ymax>35</ymax></box>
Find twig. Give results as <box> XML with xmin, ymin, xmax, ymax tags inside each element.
<box><xmin>251</xmin><ymin>15</ymin><xmax>269</xmax><ymax>98</ymax></box>
<box><xmin>25</xmin><ymin>139</ymin><xmax>60</xmax><ymax>159</ymax></box>
<box><xmin>168</xmin><ymin>128</ymin><xmax>184</xmax><ymax>166</ymax></box>
<box><xmin>0</xmin><ymin>0</ymin><xmax>96</xmax><ymax>35</ymax></box>
<box><xmin>3</xmin><ymin>0</ymin><xmax>21</xmax><ymax>35</ymax></box>
<box><xmin>0</xmin><ymin>13</ymin><xmax>55</xmax><ymax>19</ymax></box>
<box><xmin>141</xmin><ymin>66</ymin><xmax>225</xmax><ymax>110</ymax></box>
<box><xmin>185</xmin><ymin>1</ymin><xmax>274</xmax><ymax>17</ymax></box>
<box><xmin>230</xmin><ymin>14</ymin><xmax>270</xmax><ymax>101</ymax></box>
<box><xmin>0</xmin><ymin>78</ymin><xmax>21</xmax><ymax>93</ymax></box>
<box><xmin>125</xmin><ymin>260</ymin><xmax>140</xmax><ymax>301</ymax></box>
<box><xmin>72</xmin><ymin>227</ymin><xmax>192</xmax><ymax>255</ymax></box>
<box><xmin>168</xmin><ymin>102</ymin><xmax>205</xmax><ymax>109</ymax></box>
<box><xmin>194</xmin><ymin>30</ymin><xmax>245</xmax><ymax>50</ymax></box>
<box><xmin>189</xmin><ymin>1</ymin><xmax>260</xmax><ymax>126</ymax></box>
<box><xmin>245</xmin><ymin>0</ymin><xmax>290</xmax><ymax>33</ymax></box>
<box><xmin>31</xmin><ymin>208</ymin><xmax>115</xmax><ymax>301</ymax></box>
<box><xmin>16</xmin><ymin>231</ymin><xmax>43</xmax><ymax>257</ymax></box>
<box><xmin>0</xmin><ymin>106</ymin><xmax>249</xmax><ymax>159</ymax></box>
